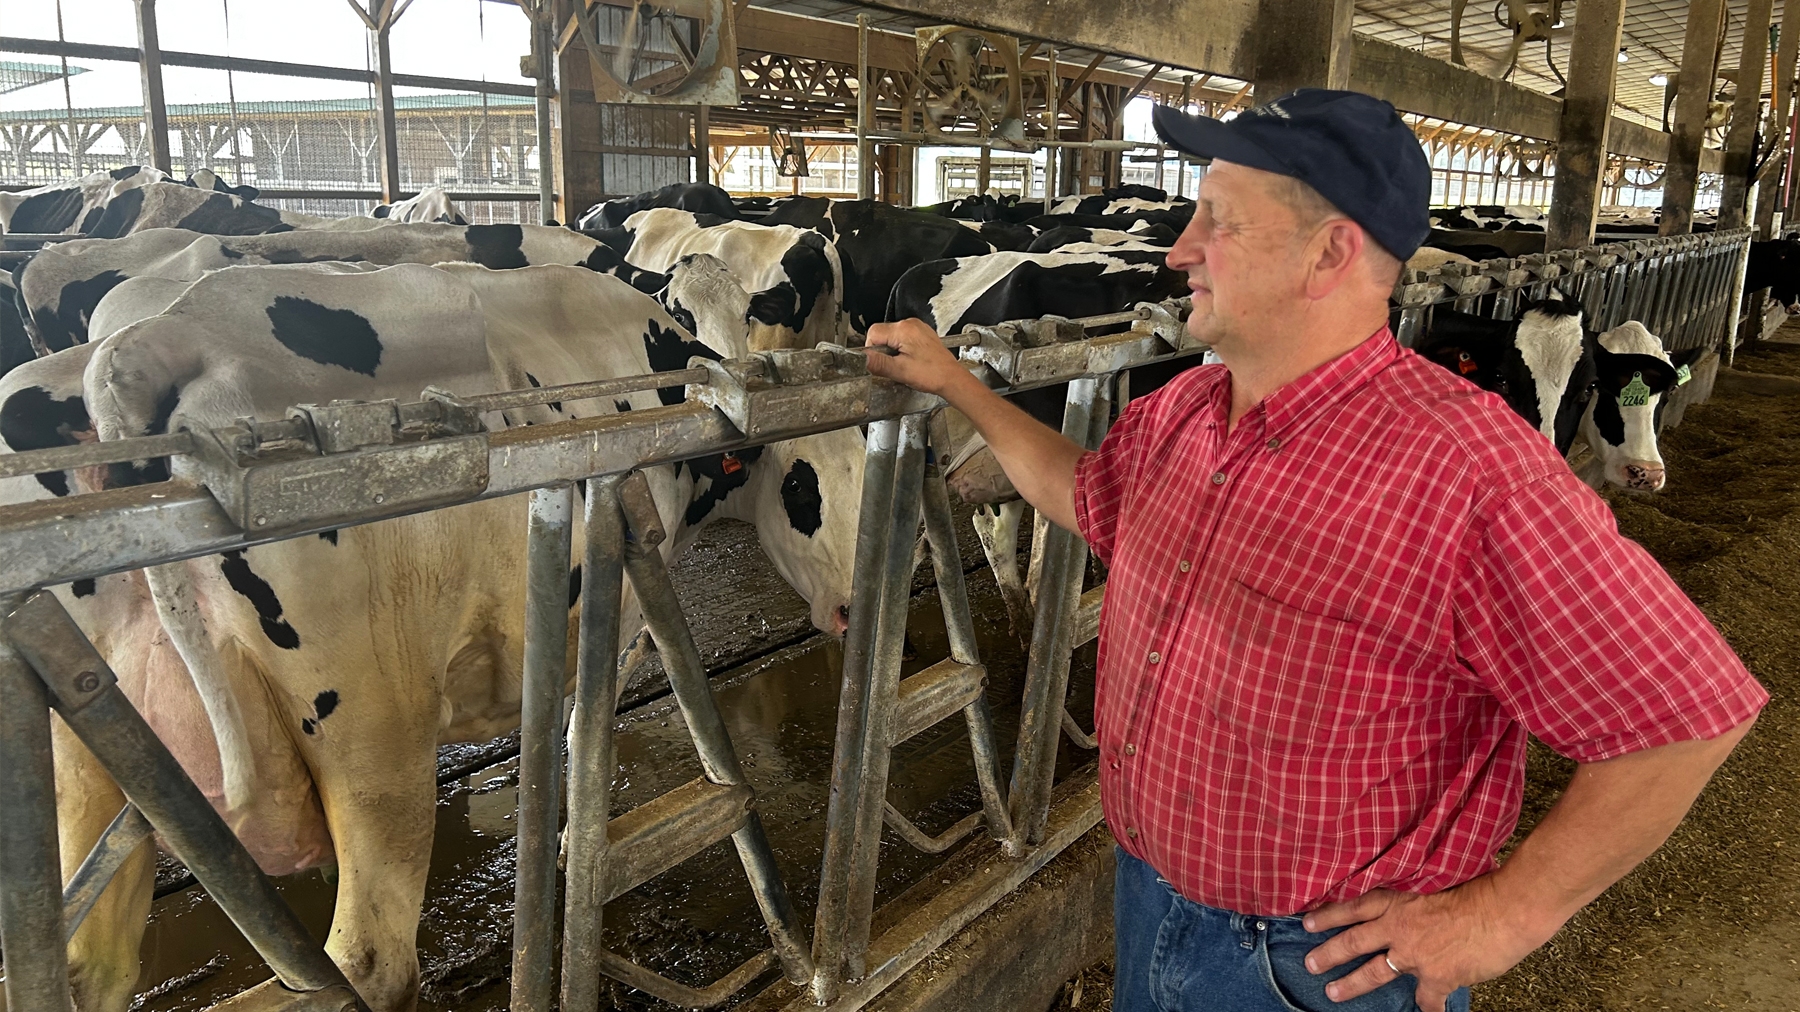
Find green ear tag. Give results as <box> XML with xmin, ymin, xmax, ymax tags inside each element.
<box><xmin>1675</xmin><ymin>363</ymin><xmax>1693</xmax><ymax>386</ymax></box>
<box><xmin>1619</xmin><ymin>372</ymin><xmax>1652</xmax><ymax>407</ymax></box>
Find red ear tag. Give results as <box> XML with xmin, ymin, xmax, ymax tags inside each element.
<box><xmin>721</xmin><ymin>454</ymin><xmax>743</xmax><ymax>474</ymax></box>
<box><xmin>1457</xmin><ymin>352</ymin><xmax>1479</xmax><ymax>376</ymax></box>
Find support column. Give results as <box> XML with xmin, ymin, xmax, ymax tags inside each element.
<box><xmin>1756</xmin><ymin>1</ymin><xmax>1800</xmax><ymax>232</ymax></box>
<box><xmin>1722</xmin><ymin>0</ymin><xmax>1778</xmax><ymax>230</ymax></box>
<box><xmin>857</xmin><ymin>15</ymin><xmax>875</xmax><ymax>200</ymax></box>
<box><xmin>1663</xmin><ymin>0</ymin><xmax>1729</xmax><ymax>234</ymax></box>
<box><xmin>532</xmin><ymin>6</ymin><xmax>555</xmax><ymax>223</ymax></box>
<box><xmin>1250</xmin><ymin>0</ymin><xmax>1354</xmax><ymax>100</ymax></box>
<box><xmin>134</xmin><ymin>0</ymin><xmax>171</xmax><ymax>173</ymax></box>
<box><xmin>375</xmin><ymin>22</ymin><xmax>402</xmax><ymax>203</ymax></box>
<box><xmin>1546</xmin><ymin>0</ymin><xmax>1627</xmax><ymax>251</ymax></box>
<box><xmin>694</xmin><ymin>105</ymin><xmax>711</xmax><ymax>185</ymax></box>
<box><xmin>554</xmin><ymin>2</ymin><xmax>603</xmax><ymax>226</ymax></box>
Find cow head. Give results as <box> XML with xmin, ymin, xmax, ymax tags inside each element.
<box><xmin>1579</xmin><ymin>321</ymin><xmax>1681</xmax><ymax>491</ymax></box>
<box><xmin>661</xmin><ymin>253</ymin><xmax>752</xmax><ymax>356</ymax></box>
<box><xmin>721</xmin><ymin>428</ymin><xmax>865</xmax><ymax>637</ymax></box>
<box><xmin>1511</xmin><ymin>294</ymin><xmax>1589</xmax><ymax>453</ymax></box>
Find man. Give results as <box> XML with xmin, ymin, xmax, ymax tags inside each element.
<box><xmin>864</xmin><ymin>89</ymin><xmax>1766</xmax><ymax>1012</ymax></box>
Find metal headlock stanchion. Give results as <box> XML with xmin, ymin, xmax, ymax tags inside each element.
<box><xmin>1</xmin><ymin>592</ymin><xmax>369</xmax><ymax>1012</ymax></box>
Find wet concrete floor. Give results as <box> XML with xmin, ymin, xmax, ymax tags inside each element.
<box><xmin>107</xmin><ymin>508</ymin><xmax>1099</xmax><ymax>1011</ymax></box>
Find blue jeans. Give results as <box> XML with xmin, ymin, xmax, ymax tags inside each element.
<box><xmin>1113</xmin><ymin>848</ymin><xmax>1472</xmax><ymax>1012</ymax></box>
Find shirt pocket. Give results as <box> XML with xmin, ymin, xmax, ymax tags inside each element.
<box><xmin>1206</xmin><ymin>577</ymin><xmax>1409</xmax><ymax>750</ymax></box>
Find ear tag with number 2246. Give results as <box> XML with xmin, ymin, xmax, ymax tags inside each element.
<box><xmin>1619</xmin><ymin>372</ymin><xmax>1652</xmax><ymax>407</ymax></box>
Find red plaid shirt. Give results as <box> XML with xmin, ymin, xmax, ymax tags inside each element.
<box><xmin>1074</xmin><ymin>327</ymin><xmax>1767</xmax><ymax>916</ymax></box>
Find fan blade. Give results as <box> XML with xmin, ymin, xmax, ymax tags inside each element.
<box><xmin>1451</xmin><ymin>0</ymin><xmax>1468</xmax><ymax>65</ymax></box>
<box><xmin>613</xmin><ymin>3</ymin><xmax>643</xmax><ymax>82</ymax></box>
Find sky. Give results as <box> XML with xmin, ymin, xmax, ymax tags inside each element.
<box><xmin>1</xmin><ymin>0</ymin><xmax>533</xmax><ymax>113</ymax></box>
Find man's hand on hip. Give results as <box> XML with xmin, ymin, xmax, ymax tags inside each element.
<box><xmin>1300</xmin><ymin>877</ymin><xmax>1553</xmax><ymax>1012</ymax></box>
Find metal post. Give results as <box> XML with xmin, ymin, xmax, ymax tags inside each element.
<box><xmin>841</xmin><ymin>413</ymin><xmax>929</xmax><ymax>971</ymax></box>
<box><xmin>512</xmin><ymin>484</ymin><xmax>574</xmax><ymax>1012</ymax></box>
<box><xmin>857</xmin><ymin>15</ymin><xmax>874</xmax><ymax>200</ymax></box>
<box><xmin>2</xmin><ymin>592</ymin><xmax>363</xmax><ymax>1005</ymax></box>
<box><xmin>1008</xmin><ymin>378</ymin><xmax>1101</xmax><ymax>845</ymax></box>
<box><xmin>618</xmin><ymin>498</ymin><xmax>813</xmax><ymax>987</ymax></box>
<box><xmin>1722</xmin><ymin>0</ymin><xmax>1778</xmax><ymax>229</ymax></box>
<box><xmin>0</xmin><ymin>594</ymin><xmax>75</xmax><ymax>1012</ymax></box>
<box><xmin>560</xmin><ymin>478</ymin><xmax>626</xmax><ymax>1012</ymax></box>
<box><xmin>375</xmin><ymin>18</ymin><xmax>403</xmax><ymax>204</ymax></box>
<box><xmin>977</xmin><ymin>144</ymin><xmax>991</xmax><ymax>195</ymax></box>
<box><xmin>134</xmin><ymin>0</ymin><xmax>172</xmax><ymax>173</ymax></box>
<box><xmin>921</xmin><ymin>456</ymin><xmax>1016</xmax><ymax>853</ymax></box>
<box><xmin>811</xmin><ymin>418</ymin><xmax>902</xmax><ymax>1002</ymax></box>
<box><xmin>534</xmin><ymin>9</ymin><xmax>555</xmax><ymax>223</ymax></box>
<box><xmin>1044</xmin><ymin>50</ymin><xmax>1059</xmax><ymax>206</ymax></box>
<box><xmin>1546</xmin><ymin>0</ymin><xmax>1627</xmax><ymax>251</ymax></box>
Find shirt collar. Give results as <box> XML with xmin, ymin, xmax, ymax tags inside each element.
<box><xmin>1245</xmin><ymin>327</ymin><xmax>1402</xmax><ymax>441</ymax></box>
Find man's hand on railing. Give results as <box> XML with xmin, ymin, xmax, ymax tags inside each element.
<box><xmin>863</xmin><ymin>319</ymin><xmax>980</xmax><ymax>400</ymax></box>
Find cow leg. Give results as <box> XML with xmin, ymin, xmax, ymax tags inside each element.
<box><xmin>971</xmin><ymin>501</ymin><xmax>1031</xmax><ymax>639</ymax></box>
<box><xmin>304</xmin><ymin>711</ymin><xmax>436</xmax><ymax>1011</ymax></box>
<box><xmin>55</xmin><ymin>718</ymin><xmax>156</xmax><ymax>1012</ymax></box>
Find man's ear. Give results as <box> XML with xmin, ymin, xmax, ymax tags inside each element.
<box><xmin>1305</xmin><ymin>219</ymin><xmax>1364</xmax><ymax>298</ymax></box>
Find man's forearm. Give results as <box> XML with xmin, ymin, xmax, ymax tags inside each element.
<box><xmin>1491</xmin><ymin>717</ymin><xmax>1756</xmax><ymax>941</ymax></box>
<box><xmin>940</xmin><ymin>370</ymin><xmax>1086</xmax><ymax>533</ymax></box>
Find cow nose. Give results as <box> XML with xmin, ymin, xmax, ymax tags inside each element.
<box><xmin>1625</xmin><ymin>462</ymin><xmax>1666</xmax><ymax>491</ymax></box>
<box><xmin>832</xmin><ymin>604</ymin><xmax>850</xmax><ymax>637</ymax></box>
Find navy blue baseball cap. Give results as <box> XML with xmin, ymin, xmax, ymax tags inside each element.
<box><xmin>1152</xmin><ymin>88</ymin><xmax>1432</xmax><ymax>261</ymax></box>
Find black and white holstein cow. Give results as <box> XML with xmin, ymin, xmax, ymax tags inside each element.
<box><xmin>38</xmin><ymin>261</ymin><xmax>863</xmax><ymax>1011</ymax></box>
<box><xmin>14</xmin><ymin>222</ymin><xmax>620</xmax><ymax>353</ymax></box>
<box><xmin>0</xmin><ymin>166</ymin><xmax>168</xmax><ymax>235</ymax></box>
<box><xmin>85</xmin><ymin>180</ymin><xmax>403</xmax><ymax>239</ymax></box>
<box><xmin>576</xmin><ymin>180</ymin><xmax>739</xmax><ymax>229</ymax></box>
<box><xmin>615</xmin><ymin>206</ymin><xmax>845</xmax><ymax>349</ymax></box>
<box><xmin>1415</xmin><ymin>296</ymin><xmax>1593</xmax><ymax>454</ymax></box>
<box><xmin>1577</xmin><ymin>320</ymin><xmax>1687</xmax><ymax>491</ymax></box>
<box><xmin>370</xmin><ymin>186</ymin><xmax>467</xmax><ymax>224</ymax></box>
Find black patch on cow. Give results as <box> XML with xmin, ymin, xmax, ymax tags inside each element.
<box><xmin>579</xmin><ymin>242</ymin><xmax>667</xmax><ymax>293</ymax></box>
<box><xmin>642</xmin><ymin>319</ymin><xmax>722</xmax><ymax>405</ymax></box>
<box><xmin>319</xmin><ymin>529</ymin><xmax>339</xmax><ymax>546</ymax></box>
<box><xmin>219</xmin><ymin>550</ymin><xmax>301</xmax><ymax>650</ymax></box>
<box><xmin>372</xmin><ymin>204</ymin><xmax>393</xmax><ymax>218</ymax></box>
<box><xmin>683</xmin><ymin>445</ymin><xmax>765</xmax><ymax>527</ymax></box>
<box><xmin>9</xmin><ymin>188</ymin><xmax>85</xmax><ymax>235</ymax></box>
<box><xmin>466</xmin><ymin>224</ymin><xmax>530</xmax><ymax>269</ymax></box>
<box><xmin>86</xmin><ymin>187</ymin><xmax>144</xmax><ymax>239</ymax></box>
<box><xmin>44</xmin><ymin>269</ymin><xmax>129</xmax><ymax>352</ymax></box>
<box><xmin>664</xmin><ymin>297</ymin><xmax>700</xmax><ymax>338</ymax></box>
<box><xmin>174</xmin><ymin>192</ymin><xmax>289</xmax><ymax>236</ymax></box>
<box><xmin>1</xmin><ymin>290</ymin><xmax>33</xmax><ymax>377</ymax></box>
<box><xmin>219</xmin><ymin>245</ymin><xmax>246</xmax><ymax>260</ymax></box>
<box><xmin>301</xmin><ymin>689</ymin><xmax>339</xmax><ymax>735</ymax></box>
<box><xmin>72</xmin><ymin>578</ymin><xmax>95</xmax><ymax>597</ymax></box>
<box><xmin>110</xmin><ymin>165</ymin><xmax>142</xmax><ymax>180</ymax></box>
<box><xmin>614</xmin><ymin>399</ymin><xmax>632</xmax><ymax>412</ymax></box>
<box><xmin>265</xmin><ymin>296</ymin><xmax>383</xmax><ymax>376</ymax></box>
<box><xmin>0</xmin><ymin>385</ymin><xmax>91</xmax><ymax>496</ymax></box>
<box><xmin>691</xmin><ymin>213</ymin><xmax>734</xmax><ymax>228</ymax></box>
<box><xmin>780</xmin><ymin>458</ymin><xmax>822</xmax><ymax>537</ymax></box>
<box><xmin>745</xmin><ymin>284</ymin><xmax>800</xmax><ymax>328</ymax></box>
<box><xmin>78</xmin><ymin>205</ymin><xmax>107</xmax><ymax>234</ymax></box>
<box><xmin>568</xmin><ymin>564</ymin><xmax>582</xmax><ymax>608</ymax></box>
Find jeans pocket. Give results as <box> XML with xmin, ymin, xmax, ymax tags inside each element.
<box><xmin>1260</xmin><ymin>944</ymin><xmax>1417</xmax><ymax>1012</ymax></box>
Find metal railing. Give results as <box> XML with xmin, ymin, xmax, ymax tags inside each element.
<box><xmin>1392</xmin><ymin>228</ymin><xmax>1754</xmax><ymax>356</ymax></box>
<box><xmin>0</xmin><ymin>298</ymin><xmax>1198</xmax><ymax>1012</ymax></box>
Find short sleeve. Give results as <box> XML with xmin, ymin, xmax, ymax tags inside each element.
<box><xmin>1452</xmin><ymin>471</ymin><xmax>1767</xmax><ymax>763</ymax></box>
<box><xmin>1072</xmin><ymin>392</ymin><xmax>1154</xmax><ymax>565</ymax></box>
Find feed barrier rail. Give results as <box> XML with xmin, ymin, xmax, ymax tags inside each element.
<box><xmin>0</xmin><ymin>297</ymin><xmax>1201</xmax><ymax>1012</ymax></box>
<box><xmin>1392</xmin><ymin>228</ymin><xmax>1753</xmax><ymax>356</ymax></box>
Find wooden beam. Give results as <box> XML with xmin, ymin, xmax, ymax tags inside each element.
<box><xmin>133</xmin><ymin>0</ymin><xmax>171</xmax><ymax>173</ymax></box>
<box><xmin>1123</xmin><ymin>63</ymin><xmax>1163</xmax><ymax>105</ymax></box>
<box><xmin>1546</xmin><ymin>0</ymin><xmax>1625</xmax><ymax>251</ymax></box>
<box><xmin>1720</xmin><ymin>0</ymin><xmax>1775</xmax><ymax>229</ymax></box>
<box><xmin>1249</xmin><ymin>0</ymin><xmax>1353</xmax><ymax>98</ymax></box>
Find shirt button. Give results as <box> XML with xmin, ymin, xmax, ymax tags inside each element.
<box><xmin>1147</xmin><ymin>651</ymin><xmax>1161</xmax><ymax>664</ymax></box>
<box><xmin>1211</xmin><ymin>471</ymin><xmax>1226</xmax><ymax>485</ymax></box>
<box><xmin>1266</xmin><ymin>438</ymin><xmax>1281</xmax><ymax>451</ymax></box>
<box><xmin>1178</xmin><ymin>559</ymin><xmax>1191</xmax><ymax>573</ymax></box>
<box><xmin>1124</xmin><ymin>743</ymin><xmax>1137</xmax><ymax>755</ymax></box>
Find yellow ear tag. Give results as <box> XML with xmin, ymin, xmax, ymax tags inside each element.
<box><xmin>1675</xmin><ymin>363</ymin><xmax>1693</xmax><ymax>386</ymax></box>
<box><xmin>1619</xmin><ymin>372</ymin><xmax>1652</xmax><ymax>407</ymax></box>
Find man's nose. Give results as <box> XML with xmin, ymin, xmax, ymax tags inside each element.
<box><xmin>1166</xmin><ymin>233</ymin><xmax>1206</xmax><ymax>272</ymax></box>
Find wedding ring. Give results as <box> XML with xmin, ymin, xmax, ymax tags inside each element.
<box><xmin>1384</xmin><ymin>954</ymin><xmax>1401</xmax><ymax>975</ymax></box>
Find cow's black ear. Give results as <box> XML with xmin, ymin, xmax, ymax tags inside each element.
<box><xmin>746</xmin><ymin>287</ymin><xmax>798</xmax><ymax>325</ymax></box>
<box><xmin>372</xmin><ymin>204</ymin><xmax>392</xmax><ymax>218</ymax></box>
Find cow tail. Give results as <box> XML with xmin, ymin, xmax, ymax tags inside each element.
<box><xmin>144</xmin><ymin>562</ymin><xmax>257</xmax><ymax>813</ymax></box>
<box><xmin>88</xmin><ymin>335</ymin><xmax>257</xmax><ymax>814</ymax></box>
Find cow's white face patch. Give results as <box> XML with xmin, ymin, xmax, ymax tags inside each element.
<box><xmin>1513</xmin><ymin>306</ymin><xmax>1585</xmax><ymax>442</ymax></box>
<box><xmin>1580</xmin><ymin>320</ymin><xmax>1672</xmax><ymax>490</ymax></box>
